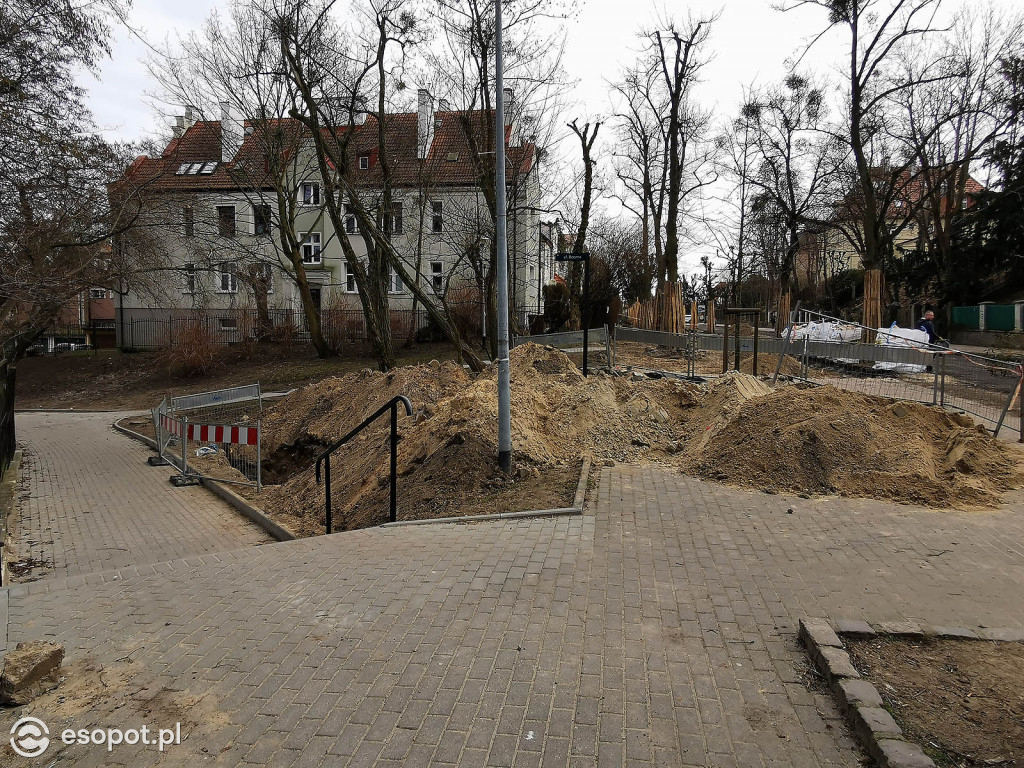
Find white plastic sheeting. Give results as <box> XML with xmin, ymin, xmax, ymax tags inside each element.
<box><xmin>873</xmin><ymin>325</ymin><xmax>930</xmax><ymax>373</ymax></box>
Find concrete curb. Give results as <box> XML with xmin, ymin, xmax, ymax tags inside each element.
<box><xmin>800</xmin><ymin>617</ymin><xmax>1024</xmax><ymax>768</ymax></box>
<box><xmin>382</xmin><ymin>453</ymin><xmax>593</xmax><ymax>529</ymax></box>
<box><xmin>112</xmin><ymin>420</ymin><xmax>295</xmax><ymax>542</ymax></box>
<box><xmin>1</xmin><ymin>450</ymin><xmax>24</xmax><ymax>590</ymax></box>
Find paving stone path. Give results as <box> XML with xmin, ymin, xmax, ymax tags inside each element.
<box><xmin>4</xmin><ymin>416</ymin><xmax>1024</xmax><ymax>766</ymax></box>
<box><xmin>8</xmin><ymin>411</ymin><xmax>272</xmax><ymax>583</ymax></box>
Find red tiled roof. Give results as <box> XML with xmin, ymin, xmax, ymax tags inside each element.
<box><xmin>117</xmin><ymin>110</ymin><xmax>535</xmax><ymax>196</ymax></box>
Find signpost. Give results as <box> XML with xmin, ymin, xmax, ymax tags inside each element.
<box><xmin>555</xmin><ymin>252</ymin><xmax>591</xmax><ymax>376</ymax></box>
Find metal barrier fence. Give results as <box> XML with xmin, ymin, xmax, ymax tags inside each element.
<box><xmin>614</xmin><ymin>321</ymin><xmax>1023</xmax><ymax>439</ymax></box>
<box><xmin>780</xmin><ymin>309</ymin><xmax>1023</xmax><ymax>437</ymax></box>
<box><xmin>119</xmin><ymin>309</ymin><xmax>432</xmax><ymax>351</ymax></box>
<box><xmin>152</xmin><ymin>384</ymin><xmax>263</xmax><ymax>490</ymax></box>
<box><xmin>511</xmin><ymin>327</ymin><xmax>614</xmax><ymax>368</ymax></box>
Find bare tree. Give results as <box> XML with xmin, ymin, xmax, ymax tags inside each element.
<box><xmin>744</xmin><ymin>73</ymin><xmax>845</xmax><ymax>330</ymax></box>
<box><xmin>781</xmin><ymin>0</ymin><xmax>952</xmax><ymax>330</ymax></box>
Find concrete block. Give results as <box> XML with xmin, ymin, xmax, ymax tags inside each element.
<box><xmin>836</xmin><ymin>619</ymin><xmax>876</xmax><ymax>638</ymax></box>
<box><xmin>874</xmin><ymin>738</ymin><xmax>936</xmax><ymax>768</ymax></box>
<box><xmin>0</xmin><ymin>640</ymin><xmax>64</xmax><ymax>705</ymax></box>
<box><xmin>853</xmin><ymin>705</ymin><xmax>902</xmax><ymax>743</ymax></box>
<box><xmin>837</xmin><ymin>678</ymin><xmax>883</xmax><ymax>712</ymax></box>
<box><xmin>818</xmin><ymin>646</ymin><xmax>860</xmax><ymax>680</ymax></box>
<box><xmin>799</xmin><ymin>617</ymin><xmax>842</xmax><ymax>649</ymax></box>
<box><xmin>875</xmin><ymin>621</ymin><xmax>924</xmax><ymax>638</ymax></box>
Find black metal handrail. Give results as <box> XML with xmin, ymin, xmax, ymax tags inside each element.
<box><xmin>314</xmin><ymin>395</ymin><xmax>413</xmax><ymax>533</ymax></box>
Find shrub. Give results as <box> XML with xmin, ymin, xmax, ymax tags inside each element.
<box><xmin>156</xmin><ymin>318</ymin><xmax>223</xmax><ymax>378</ymax></box>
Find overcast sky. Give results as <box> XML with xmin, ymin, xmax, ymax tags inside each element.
<box><xmin>87</xmin><ymin>0</ymin><xmax>840</xmax><ymax>141</ymax></box>
<box><xmin>77</xmin><ymin>0</ymin><xmax>955</xmax><ymax>275</ymax></box>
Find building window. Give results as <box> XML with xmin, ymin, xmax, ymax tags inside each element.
<box><xmin>381</xmin><ymin>202</ymin><xmax>403</xmax><ymax>235</ymax></box>
<box><xmin>302</xmin><ymin>232</ymin><xmax>322</xmax><ymax>264</ymax></box>
<box><xmin>344</xmin><ymin>204</ymin><xmax>358</xmax><ymax>235</ymax></box>
<box><xmin>254</xmin><ymin>204</ymin><xmax>273</xmax><ymax>235</ymax></box>
<box><xmin>344</xmin><ymin>262</ymin><xmax>358</xmax><ymax>293</ymax></box>
<box><xmin>218</xmin><ymin>262</ymin><xmax>238</xmax><ymax>293</ymax></box>
<box><xmin>89</xmin><ymin>288</ymin><xmax>108</xmax><ymax>300</ymax></box>
<box><xmin>431</xmin><ymin>201</ymin><xmax>443</xmax><ymax>233</ymax></box>
<box><xmin>358</xmin><ymin>155</ymin><xmax>369</xmax><ymax>170</ymax></box>
<box><xmin>183</xmin><ymin>206</ymin><xmax>194</xmax><ymax>238</ymax></box>
<box><xmin>219</xmin><ymin>317</ymin><xmax>238</xmax><ymax>330</ymax></box>
<box><xmin>183</xmin><ymin>264</ymin><xmax>197</xmax><ymax>294</ymax></box>
<box><xmin>217</xmin><ymin>205</ymin><xmax>236</xmax><ymax>237</ymax></box>
<box><xmin>300</xmin><ymin>182</ymin><xmax>321</xmax><ymax>206</ymax></box>
<box><xmin>252</xmin><ymin>262</ymin><xmax>274</xmax><ymax>294</ymax></box>
<box><xmin>429</xmin><ymin>261</ymin><xmax>444</xmax><ymax>294</ymax></box>
<box><xmin>388</xmin><ymin>266</ymin><xmax>403</xmax><ymax>294</ymax></box>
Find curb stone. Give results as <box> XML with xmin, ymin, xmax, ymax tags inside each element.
<box><xmin>383</xmin><ymin>453</ymin><xmax>592</xmax><ymax>528</ymax></box>
<box><xmin>112</xmin><ymin>420</ymin><xmax>294</xmax><ymax>542</ymax></box>
<box><xmin>801</xmin><ymin>618</ymin><xmax>1024</xmax><ymax>768</ymax></box>
<box><xmin>115</xmin><ymin>418</ymin><xmax>591</xmax><ymax>536</ymax></box>
<box><xmin>798</xmin><ymin>617</ymin><xmax>934</xmax><ymax>768</ymax></box>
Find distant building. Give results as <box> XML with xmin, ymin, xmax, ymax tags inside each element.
<box><xmin>113</xmin><ymin>91</ymin><xmax>544</xmax><ymax>346</ymax></box>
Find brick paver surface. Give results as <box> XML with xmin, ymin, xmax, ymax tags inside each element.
<box><xmin>5</xmin><ymin>460</ymin><xmax>1024</xmax><ymax>766</ymax></box>
<box><xmin>9</xmin><ymin>412</ymin><xmax>272</xmax><ymax>582</ymax></box>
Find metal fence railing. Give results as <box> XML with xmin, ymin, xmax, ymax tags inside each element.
<box><xmin>779</xmin><ymin>309</ymin><xmax>1023</xmax><ymax>437</ymax></box>
<box><xmin>118</xmin><ymin>308</ymin><xmax>434</xmax><ymax>351</ymax></box>
<box><xmin>511</xmin><ymin>327</ymin><xmax>615</xmax><ymax>369</ymax></box>
<box><xmin>152</xmin><ymin>384</ymin><xmax>263</xmax><ymax>490</ymax></box>
<box><xmin>614</xmin><ymin>319</ymin><xmax>1024</xmax><ymax>440</ymax></box>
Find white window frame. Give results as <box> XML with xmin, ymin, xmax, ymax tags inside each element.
<box><xmin>381</xmin><ymin>202</ymin><xmax>403</xmax><ymax>235</ymax></box>
<box><xmin>89</xmin><ymin>288</ymin><xmax>108</xmax><ymax>300</ymax></box>
<box><xmin>300</xmin><ymin>182</ymin><xmax>321</xmax><ymax>206</ymax></box>
<box><xmin>182</xmin><ymin>264</ymin><xmax>197</xmax><ymax>295</ymax></box>
<box><xmin>253</xmin><ymin>203</ymin><xmax>273</xmax><ymax>236</ymax></box>
<box><xmin>431</xmin><ymin>201</ymin><xmax>443</xmax><ymax>233</ymax></box>
<box><xmin>429</xmin><ymin>261</ymin><xmax>444</xmax><ymax>294</ymax></box>
<box><xmin>217</xmin><ymin>262</ymin><xmax>238</xmax><ymax>294</ymax></box>
<box><xmin>344</xmin><ymin>204</ymin><xmax>358</xmax><ymax>235</ymax></box>
<box><xmin>302</xmin><ymin>232</ymin><xmax>322</xmax><ymax>264</ymax></box>
<box><xmin>216</xmin><ymin>204</ymin><xmax>237</xmax><ymax>238</ymax></box>
<box><xmin>358</xmin><ymin>155</ymin><xmax>369</xmax><ymax>170</ymax></box>
<box><xmin>388</xmin><ymin>266</ymin><xmax>404</xmax><ymax>294</ymax></box>
<box><xmin>344</xmin><ymin>262</ymin><xmax>358</xmax><ymax>293</ymax></box>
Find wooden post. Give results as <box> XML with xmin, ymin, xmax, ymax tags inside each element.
<box><xmin>863</xmin><ymin>269</ymin><xmax>883</xmax><ymax>343</ymax></box>
<box><xmin>706</xmin><ymin>301</ymin><xmax>716</xmax><ymax>334</ymax></box>
<box><xmin>776</xmin><ymin>291</ymin><xmax>791</xmax><ymax>337</ymax></box>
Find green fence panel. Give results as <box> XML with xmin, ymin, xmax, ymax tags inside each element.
<box><xmin>984</xmin><ymin>304</ymin><xmax>1016</xmax><ymax>331</ymax></box>
<box><xmin>952</xmin><ymin>305</ymin><xmax>980</xmax><ymax>329</ymax></box>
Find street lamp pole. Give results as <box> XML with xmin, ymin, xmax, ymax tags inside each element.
<box><xmin>494</xmin><ymin>0</ymin><xmax>512</xmax><ymax>473</ymax></box>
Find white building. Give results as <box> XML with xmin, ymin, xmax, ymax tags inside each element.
<box><xmin>114</xmin><ymin>91</ymin><xmax>545</xmax><ymax>347</ymax></box>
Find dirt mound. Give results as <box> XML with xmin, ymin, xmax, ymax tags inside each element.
<box><xmin>685</xmin><ymin>385</ymin><xmax>1022</xmax><ymax>506</ymax></box>
<box><xmin>252</xmin><ymin>344</ymin><xmax>1024</xmax><ymax>535</ymax></box>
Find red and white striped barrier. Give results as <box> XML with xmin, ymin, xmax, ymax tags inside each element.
<box><xmin>188</xmin><ymin>423</ymin><xmax>258</xmax><ymax>446</ymax></box>
<box><xmin>159</xmin><ymin>414</ymin><xmax>257</xmax><ymax>445</ymax></box>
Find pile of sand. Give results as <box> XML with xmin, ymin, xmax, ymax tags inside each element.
<box><xmin>686</xmin><ymin>385</ymin><xmax>1021</xmax><ymax>507</ymax></box>
<box><xmin>253</xmin><ymin>344</ymin><xmax>1023</xmax><ymax>534</ymax></box>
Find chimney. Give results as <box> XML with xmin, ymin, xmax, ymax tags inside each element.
<box><xmin>172</xmin><ymin>115</ymin><xmax>185</xmax><ymax>139</ymax></box>
<box><xmin>439</xmin><ymin>98</ymin><xmax>451</xmax><ymax>112</ymax></box>
<box><xmin>220</xmin><ymin>101</ymin><xmax>242</xmax><ymax>163</ymax></box>
<box><xmin>417</xmin><ymin>87</ymin><xmax>435</xmax><ymax>160</ymax></box>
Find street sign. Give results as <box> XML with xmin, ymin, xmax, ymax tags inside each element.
<box><xmin>555</xmin><ymin>252</ymin><xmax>589</xmax><ymax>262</ymax></box>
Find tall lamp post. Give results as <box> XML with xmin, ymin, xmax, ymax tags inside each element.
<box><xmin>494</xmin><ymin>0</ymin><xmax>512</xmax><ymax>473</ymax></box>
